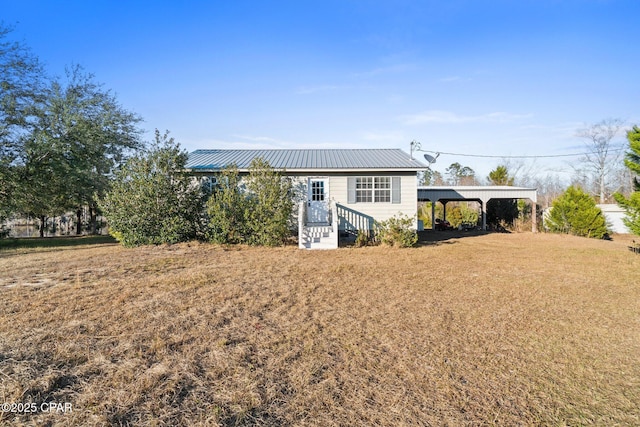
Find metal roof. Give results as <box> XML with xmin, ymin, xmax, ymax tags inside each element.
<box><xmin>186</xmin><ymin>149</ymin><xmax>426</xmax><ymax>171</ymax></box>
<box><xmin>418</xmin><ymin>186</ymin><xmax>537</xmax><ymax>203</ymax></box>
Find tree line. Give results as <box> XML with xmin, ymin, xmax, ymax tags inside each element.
<box><xmin>1</xmin><ymin>25</ymin><xmax>143</xmax><ymax>237</ymax></box>
<box><xmin>546</xmin><ymin>123</ymin><xmax>640</xmax><ymax>238</ymax></box>
<box><xmin>0</xmin><ymin>25</ymin><xmax>296</xmax><ymax>245</ymax></box>
<box><xmin>418</xmin><ymin>124</ymin><xmax>640</xmax><ymax>237</ymax></box>
<box><xmin>2</xmin><ymin>23</ymin><xmax>639</xmax><ymax>243</ymax></box>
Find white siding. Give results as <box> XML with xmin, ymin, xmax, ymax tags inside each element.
<box><xmin>329</xmin><ymin>172</ymin><xmax>417</xmax><ymax>230</ymax></box>
<box><xmin>199</xmin><ymin>171</ymin><xmax>419</xmax><ymax>232</ymax></box>
<box><xmin>596</xmin><ymin>204</ymin><xmax>631</xmax><ymax>234</ymax></box>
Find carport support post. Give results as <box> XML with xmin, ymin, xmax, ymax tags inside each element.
<box><xmin>531</xmin><ymin>199</ymin><xmax>537</xmax><ymax>232</ymax></box>
<box><xmin>481</xmin><ymin>198</ymin><xmax>487</xmax><ymax>230</ymax></box>
<box><xmin>431</xmin><ymin>200</ymin><xmax>436</xmax><ymax>230</ymax></box>
<box><xmin>442</xmin><ymin>201</ymin><xmax>447</xmax><ymax>223</ymax></box>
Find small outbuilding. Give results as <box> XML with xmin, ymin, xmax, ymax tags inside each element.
<box><xmin>596</xmin><ymin>204</ymin><xmax>631</xmax><ymax>234</ymax></box>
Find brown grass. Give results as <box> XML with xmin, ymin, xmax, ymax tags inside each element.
<box><xmin>1</xmin><ymin>233</ymin><xmax>639</xmax><ymax>426</ymax></box>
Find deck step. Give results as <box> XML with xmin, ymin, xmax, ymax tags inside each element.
<box><xmin>299</xmin><ymin>225</ymin><xmax>338</xmax><ymax>249</ymax></box>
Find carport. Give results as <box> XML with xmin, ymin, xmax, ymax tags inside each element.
<box><xmin>417</xmin><ymin>186</ymin><xmax>538</xmax><ymax>232</ymax></box>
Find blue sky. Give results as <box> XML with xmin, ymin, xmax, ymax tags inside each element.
<box><xmin>3</xmin><ymin>0</ymin><xmax>639</xmax><ymax>180</ymax></box>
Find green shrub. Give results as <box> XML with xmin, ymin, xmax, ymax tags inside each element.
<box><xmin>101</xmin><ymin>130</ymin><xmax>205</xmax><ymax>247</ymax></box>
<box><xmin>354</xmin><ymin>229</ymin><xmax>372</xmax><ymax>247</ymax></box>
<box><xmin>447</xmin><ymin>205</ymin><xmax>463</xmax><ymax>229</ymax></box>
<box><xmin>614</xmin><ymin>125</ymin><xmax>640</xmax><ymax>235</ymax></box>
<box><xmin>546</xmin><ymin>186</ymin><xmax>609</xmax><ymax>239</ymax></box>
<box><xmin>374</xmin><ymin>213</ymin><xmax>418</xmax><ymax>247</ymax></box>
<box><xmin>205</xmin><ymin>165</ymin><xmax>248</xmax><ymax>244</ymax></box>
<box><xmin>420</xmin><ymin>202</ymin><xmax>478</xmax><ymax>230</ymax></box>
<box><xmin>205</xmin><ymin>158</ymin><xmax>294</xmax><ymax>246</ymax></box>
<box><xmin>418</xmin><ymin>201</ymin><xmax>443</xmax><ymax>229</ymax></box>
<box><xmin>459</xmin><ymin>203</ymin><xmax>479</xmax><ymax>228</ymax></box>
<box><xmin>615</xmin><ymin>192</ymin><xmax>640</xmax><ymax>235</ymax></box>
<box><xmin>244</xmin><ymin>158</ymin><xmax>294</xmax><ymax>246</ymax></box>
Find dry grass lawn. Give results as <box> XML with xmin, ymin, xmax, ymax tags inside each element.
<box><xmin>0</xmin><ymin>232</ymin><xmax>639</xmax><ymax>426</ymax></box>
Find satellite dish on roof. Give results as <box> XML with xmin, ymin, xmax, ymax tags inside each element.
<box><xmin>423</xmin><ymin>153</ymin><xmax>439</xmax><ymax>165</ymax></box>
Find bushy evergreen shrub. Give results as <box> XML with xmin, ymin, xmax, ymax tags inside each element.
<box><xmin>354</xmin><ymin>229</ymin><xmax>372</xmax><ymax>247</ymax></box>
<box><xmin>205</xmin><ymin>165</ymin><xmax>248</xmax><ymax>244</ymax></box>
<box><xmin>244</xmin><ymin>158</ymin><xmax>294</xmax><ymax>246</ymax></box>
<box><xmin>546</xmin><ymin>186</ymin><xmax>609</xmax><ymax>239</ymax></box>
<box><xmin>374</xmin><ymin>213</ymin><xmax>418</xmax><ymax>247</ymax></box>
<box><xmin>614</xmin><ymin>125</ymin><xmax>640</xmax><ymax>236</ymax></box>
<box><xmin>206</xmin><ymin>158</ymin><xmax>294</xmax><ymax>246</ymax></box>
<box><xmin>101</xmin><ymin>130</ymin><xmax>205</xmax><ymax>247</ymax></box>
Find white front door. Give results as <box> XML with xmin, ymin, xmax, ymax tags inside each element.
<box><xmin>307</xmin><ymin>178</ymin><xmax>329</xmax><ymax>223</ymax></box>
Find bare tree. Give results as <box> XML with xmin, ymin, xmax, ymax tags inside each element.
<box><xmin>575</xmin><ymin>118</ymin><xmax>625</xmax><ymax>203</ymax></box>
<box><xmin>529</xmin><ymin>172</ymin><xmax>565</xmax><ymax>209</ymax></box>
<box><xmin>432</xmin><ymin>170</ymin><xmax>446</xmax><ymax>185</ymax></box>
<box><xmin>495</xmin><ymin>158</ymin><xmax>541</xmax><ymax>188</ymax></box>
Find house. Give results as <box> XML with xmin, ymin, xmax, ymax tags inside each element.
<box><xmin>186</xmin><ymin>149</ymin><xmax>426</xmax><ymax>249</ymax></box>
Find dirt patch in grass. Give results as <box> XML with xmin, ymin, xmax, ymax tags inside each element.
<box><xmin>1</xmin><ymin>233</ymin><xmax>639</xmax><ymax>426</ymax></box>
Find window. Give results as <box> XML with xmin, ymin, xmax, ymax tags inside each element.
<box><xmin>355</xmin><ymin>177</ymin><xmax>373</xmax><ymax>202</ymax></box>
<box><xmin>311</xmin><ymin>180</ymin><xmax>325</xmax><ymax>201</ymax></box>
<box><xmin>352</xmin><ymin>176</ymin><xmax>395</xmax><ymax>203</ymax></box>
<box><xmin>200</xmin><ymin>176</ymin><xmax>218</xmax><ymax>193</ymax></box>
<box><xmin>374</xmin><ymin>177</ymin><xmax>391</xmax><ymax>202</ymax></box>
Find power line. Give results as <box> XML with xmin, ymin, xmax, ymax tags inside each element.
<box><xmin>421</xmin><ymin>146</ymin><xmax>628</xmax><ymax>159</ymax></box>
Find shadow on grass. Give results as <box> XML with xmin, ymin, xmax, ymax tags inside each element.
<box><xmin>0</xmin><ymin>235</ymin><xmax>117</xmax><ymax>250</ymax></box>
<box><xmin>417</xmin><ymin>229</ymin><xmax>499</xmax><ymax>246</ymax></box>
<box><xmin>339</xmin><ymin>230</ymin><xmax>500</xmax><ymax>248</ymax></box>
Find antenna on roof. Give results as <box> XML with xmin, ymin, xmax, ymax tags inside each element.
<box><xmin>410</xmin><ymin>140</ymin><xmax>420</xmax><ymax>160</ymax></box>
<box><xmin>410</xmin><ymin>140</ymin><xmax>439</xmax><ymax>167</ymax></box>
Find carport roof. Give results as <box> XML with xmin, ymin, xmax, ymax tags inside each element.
<box><xmin>418</xmin><ymin>186</ymin><xmax>537</xmax><ymax>203</ymax></box>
